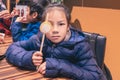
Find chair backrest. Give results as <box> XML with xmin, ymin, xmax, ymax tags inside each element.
<box><xmin>83</xmin><ymin>32</ymin><xmax>112</xmax><ymax>80</ymax></box>
<box><xmin>84</xmin><ymin>32</ymin><xmax>106</xmax><ymax>68</ymax></box>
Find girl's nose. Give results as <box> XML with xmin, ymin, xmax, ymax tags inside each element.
<box><xmin>52</xmin><ymin>25</ymin><xmax>58</xmax><ymax>34</ymax></box>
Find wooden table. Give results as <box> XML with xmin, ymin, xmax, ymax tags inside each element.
<box><xmin>0</xmin><ymin>35</ymin><xmax>12</xmax><ymax>55</ymax></box>
<box><xmin>0</xmin><ymin>36</ymin><xmax>71</xmax><ymax>80</ymax></box>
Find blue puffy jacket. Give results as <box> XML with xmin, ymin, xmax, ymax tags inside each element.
<box><xmin>5</xmin><ymin>27</ymin><xmax>107</xmax><ymax>80</ymax></box>
<box><xmin>10</xmin><ymin>21</ymin><xmax>41</xmax><ymax>42</ymax></box>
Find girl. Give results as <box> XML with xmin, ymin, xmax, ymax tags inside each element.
<box><xmin>5</xmin><ymin>3</ymin><xmax>107</xmax><ymax>80</ymax></box>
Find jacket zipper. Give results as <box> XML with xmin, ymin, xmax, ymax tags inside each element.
<box><xmin>50</xmin><ymin>44</ymin><xmax>56</xmax><ymax>58</ymax></box>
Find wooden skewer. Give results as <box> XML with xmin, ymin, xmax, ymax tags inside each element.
<box><xmin>39</xmin><ymin>33</ymin><xmax>45</xmax><ymax>52</ymax></box>
<box><xmin>7</xmin><ymin>0</ymin><xmax>10</xmax><ymax>13</ymax></box>
<box><xmin>39</xmin><ymin>13</ymin><xmax>49</xmax><ymax>52</ymax></box>
<box><xmin>37</xmin><ymin>13</ymin><xmax>49</xmax><ymax>70</ymax></box>
<box><xmin>36</xmin><ymin>33</ymin><xmax>45</xmax><ymax>70</ymax></box>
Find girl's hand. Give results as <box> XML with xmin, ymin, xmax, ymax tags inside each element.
<box><xmin>32</xmin><ymin>51</ymin><xmax>43</xmax><ymax>66</ymax></box>
<box><xmin>37</xmin><ymin>62</ymin><xmax>46</xmax><ymax>75</ymax></box>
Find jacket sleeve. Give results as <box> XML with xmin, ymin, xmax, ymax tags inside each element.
<box><xmin>10</xmin><ymin>22</ymin><xmax>24</xmax><ymax>42</ymax></box>
<box><xmin>10</xmin><ymin>22</ymin><xmax>40</xmax><ymax>42</ymax></box>
<box><xmin>45</xmin><ymin>42</ymin><xmax>107</xmax><ymax>80</ymax></box>
<box><xmin>5</xmin><ymin>35</ymin><xmax>40</xmax><ymax>70</ymax></box>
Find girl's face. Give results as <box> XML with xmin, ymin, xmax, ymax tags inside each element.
<box><xmin>45</xmin><ymin>9</ymin><xmax>69</xmax><ymax>44</ymax></box>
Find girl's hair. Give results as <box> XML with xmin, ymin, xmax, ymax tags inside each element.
<box><xmin>42</xmin><ymin>3</ymin><xmax>71</xmax><ymax>24</ymax></box>
<box><xmin>18</xmin><ymin>0</ymin><xmax>49</xmax><ymax>20</ymax></box>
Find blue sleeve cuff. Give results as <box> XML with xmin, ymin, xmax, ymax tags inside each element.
<box><xmin>44</xmin><ymin>58</ymin><xmax>59</xmax><ymax>78</ymax></box>
<box><xmin>22</xmin><ymin>51</ymin><xmax>36</xmax><ymax>70</ymax></box>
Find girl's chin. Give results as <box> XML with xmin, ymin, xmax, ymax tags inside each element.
<box><xmin>51</xmin><ymin>40</ymin><xmax>62</xmax><ymax>44</ymax></box>
<box><xmin>22</xmin><ymin>21</ymin><xmax>29</xmax><ymax>23</ymax></box>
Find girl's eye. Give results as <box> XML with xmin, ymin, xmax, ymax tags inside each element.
<box><xmin>59</xmin><ymin>23</ymin><xmax>65</xmax><ymax>26</ymax></box>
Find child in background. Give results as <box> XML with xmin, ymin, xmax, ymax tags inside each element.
<box><xmin>10</xmin><ymin>0</ymin><xmax>49</xmax><ymax>42</ymax></box>
<box><xmin>5</xmin><ymin>3</ymin><xmax>107</xmax><ymax>80</ymax></box>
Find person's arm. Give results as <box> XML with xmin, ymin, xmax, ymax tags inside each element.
<box><xmin>0</xmin><ymin>10</ymin><xmax>11</xmax><ymax>19</ymax></box>
<box><xmin>10</xmin><ymin>22</ymin><xmax>23</xmax><ymax>42</ymax></box>
<box><xmin>0</xmin><ymin>7</ymin><xmax>19</xmax><ymax>19</ymax></box>
<box><xmin>5</xmin><ymin>35</ymin><xmax>40</xmax><ymax>70</ymax></box>
<box><xmin>44</xmin><ymin>42</ymin><xmax>106</xmax><ymax>80</ymax></box>
<box><xmin>10</xmin><ymin>22</ymin><xmax>40</xmax><ymax>42</ymax></box>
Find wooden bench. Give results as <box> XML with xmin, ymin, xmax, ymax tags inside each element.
<box><xmin>0</xmin><ymin>36</ymin><xmax>71</xmax><ymax>80</ymax></box>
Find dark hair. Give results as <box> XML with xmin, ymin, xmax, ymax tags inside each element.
<box><xmin>18</xmin><ymin>0</ymin><xmax>49</xmax><ymax>20</ymax></box>
<box><xmin>42</xmin><ymin>3</ymin><xmax>71</xmax><ymax>24</ymax></box>
<box><xmin>0</xmin><ymin>29</ymin><xmax>5</xmax><ymax>33</ymax></box>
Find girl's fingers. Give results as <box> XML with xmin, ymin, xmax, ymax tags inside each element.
<box><xmin>37</xmin><ymin>62</ymin><xmax>46</xmax><ymax>74</ymax></box>
<box><xmin>32</xmin><ymin>51</ymin><xmax>43</xmax><ymax>66</ymax></box>
<box><xmin>34</xmin><ymin>51</ymin><xmax>43</xmax><ymax>56</ymax></box>
<box><xmin>32</xmin><ymin>55</ymin><xmax>43</xmax><ymax>60</ymax></box>
<box><xmin>33</xmin><ymin>60</ymin><xmax>43</xmax><ymax>66</ymax></box>
<box><xmin>32</xmin><ymin>55</ymin><xmax>43</xmax><ymax>62</ymax></box>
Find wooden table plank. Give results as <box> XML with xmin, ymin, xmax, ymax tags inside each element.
<box><xmin>0</xmin><ymin>59</ymin><xmax>70</xmax><ymax>80</ymax></box>
<box><xmin>0</xmin><ymin>35</ymin><xmax>12</xmax><ymax>55</ymax></box>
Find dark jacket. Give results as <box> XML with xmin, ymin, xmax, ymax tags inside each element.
<box><xmin>10</xmin><ymin>21</ymin><xmax>41</xmax><ymax>42</ymax></box>
<box><xmin>0</xmin><ymin>3</ymin><xmax>11</xmax><ymax>35</ymax></box>
<box><xmin>0</xmin><ymin>18</ymin><xmax>11</xmax><ymax>35</ymax></box>
<box><xmin>5</xmin><ymin>27</ymin><xmax>107</xmax><ymax>80</ymax></box>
